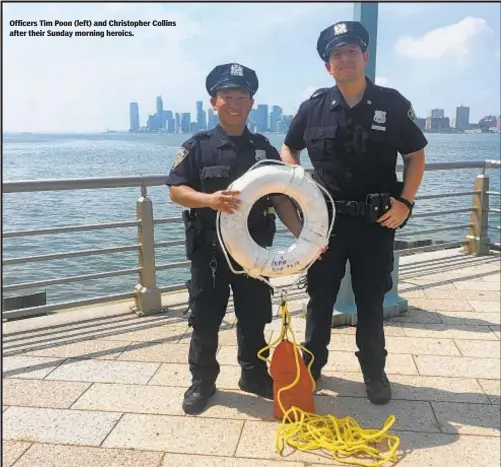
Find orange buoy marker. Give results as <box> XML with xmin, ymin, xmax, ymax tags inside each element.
<box><xmin>258</xmin><ymin>293</ymin><xmax>401</xmax><ymax>467</ymax></box>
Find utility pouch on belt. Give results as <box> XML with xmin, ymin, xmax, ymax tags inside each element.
<box><xmin>182</xmin><ymin>210</ymin><xmax>197</xmax><ymax>260</ymax></box>
<box><xmin>365</xmin><ymin>193</ymin><xmax>392</xmax><ymax>223</ymax></box>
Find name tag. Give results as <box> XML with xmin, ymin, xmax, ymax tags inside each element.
<box><xmin>371</xmin><ymin>125</ymin><xmax>386</xmax><ymax>131</ymax></box>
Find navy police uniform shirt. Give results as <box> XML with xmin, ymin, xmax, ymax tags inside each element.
<box><xmin>284</xmin><ymin>78</ymin><xmax>428</xmax><ymax>201</ymax></box>
<box><xmin>166</xmin><ymin>124</ymin><xmax>280</xmax><ymax>228</ymax></box>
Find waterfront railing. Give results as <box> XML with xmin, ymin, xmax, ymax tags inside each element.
<box><xmin>3</xmin><ymin>160</ymin><xmax>500</xmax><ymax>320</ymax></box>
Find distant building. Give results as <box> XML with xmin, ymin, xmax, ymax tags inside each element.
<box><xmin>196</xmin><ymin>101</ymin><xmax>207</xmax><ymax>131</ymax></box>
<box><xmin>207</xmin><ymin>109</ymin><xmax>219</xmax><ymax>129</ymax></box>
<box><xmin>269</xmin><ymin>106</ymin><xmax>283</xmax><ymax>132</ymax></box>
<box><xmin>429</xmin><ymin>108</ymin><xmax>445</xmax><ymax>119</ymax></box>
<box><xmin>129</xmin><ymin>102</ymin><xmax>140</xmax><ymax>131</ymax></box>
<box><xmin>455</xmin><ymin>105</ymin><xmax>470</xmax><ymax>131</ymax></box>
<box><xmin>181</xmin><ymin>113</ymin><xmax>191</xmax><ymax>133</ymax></box>
<box><xmin>425</xmin><ymin>116</ymin><xmax>451</xmax><ymax>133</ymax></box>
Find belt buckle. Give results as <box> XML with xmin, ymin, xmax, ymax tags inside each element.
<box><xmin>345</xmin><ymin>201</ymin><xmax>356</xmax><ymax>216</ymax></box>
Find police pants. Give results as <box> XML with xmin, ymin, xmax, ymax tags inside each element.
<box><xmin>185</xmin><ymin>246</ymin><xmax>273</xmax><ymax>385</ymax></box>
<box><xmin>303</xmin><ymin>215</ymin><xmax>395</xmax><ymax>378</ymax></box>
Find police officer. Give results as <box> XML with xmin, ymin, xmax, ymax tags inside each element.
<box><xmin>166</xmin><ymin>63</ymin><xmax>283</xmax><ymax>415</ymax></box>
<box><xmin>280</xmin><ymin>21</ymin><xmax>427</xmax><ymax>405</ymax></box>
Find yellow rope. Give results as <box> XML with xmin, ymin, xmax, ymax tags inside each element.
<box><xmin>257</xmin><ymin>299</ymin><xmax>401</xmax><ymax>467</ymax></box>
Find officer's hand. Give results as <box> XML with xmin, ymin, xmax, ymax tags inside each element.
<box><xmin>377</xmin><ymin>197</ymin><xmax>410</xmax><ymax>229</ymax></box>
<box><xmin>208</xmin><ymin>190</ymin><xmax>241</xmax><ymax>214</ymax></box>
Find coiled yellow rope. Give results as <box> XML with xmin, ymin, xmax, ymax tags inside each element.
<box><xmin>257</xmin><ymin>299</ymin><xmax>401</xmax><ymax>467</ymax></box>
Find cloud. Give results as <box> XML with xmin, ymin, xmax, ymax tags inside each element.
<box><xmin>3</xmin><ymin>3</ymin><xmax>205</xmax><ymax>132</ymax></box>
<box><xmin>394</xmin><ymin>17</ymin><xmax>490</xmax><ymax>60</ymax></box>
<box><xmin>375</xmin><ymin>76</ymin><xmax>390</xmax><ymax>87</ymax></box>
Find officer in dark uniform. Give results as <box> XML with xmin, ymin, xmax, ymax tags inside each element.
<box><xmin>281</xmin><ymin>21</ymin><xmax>427</xmax><ymax>404</ymax></box>
<box><xmin>166</xmin><ymin>63</ymin><xmax>282</xmax><ymax>415</ymax></box>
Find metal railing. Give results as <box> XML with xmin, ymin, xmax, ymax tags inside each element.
<box><xmin>2</xmin><ymin>160</ymin><xmax>500</xmax><ymax>320</ymax></box>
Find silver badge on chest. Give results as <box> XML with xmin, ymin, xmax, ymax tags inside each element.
<box><xmin>255</xmin><ymin>149</ymin><xmax>266</xmax><ymax>161</ymax></box>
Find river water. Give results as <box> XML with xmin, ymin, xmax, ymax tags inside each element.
<box><xmin>2</xmin><ymin>132</ymin><xmax>500</xmax><ymax>305</ymax></box>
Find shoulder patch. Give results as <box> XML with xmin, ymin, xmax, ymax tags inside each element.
<box><xmin>407</xmin><ymin>105</ymin><xmax>419</xmax><ymax>127</ymax></box>
<box><xmin>171</xmin><ymin>147</ymin><xmax>189</xmax><ymax>170</ymax></box>
<box><xmin>310</xmin><ymin>87</ymin><xmax>330</xmax><ymax>99</ymax></box>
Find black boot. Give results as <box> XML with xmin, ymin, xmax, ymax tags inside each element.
<box><xmin>364</xmin><ymin>371</ymin><xmax>391</xmax><ymax>405</ymax></box>
<box><xmin>182</xmin><ymin>381</ymin><xmax>216</xmax><ymax>415</ymax></box>
<box><xmin>238</xmin><ymin>372</ymin><xmax>274</xmax><ymax>399</ymax></box>
<box><xmin>302</xmin><ymin>347</ymin><xmax>321</xmax><ymax>382</ymax></box>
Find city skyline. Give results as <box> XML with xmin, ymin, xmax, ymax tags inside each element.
<box><xmin>128</xmin><ymin>94</ymin><xmax>500</xmax><ymax>136</ymax></box>
<box><xmin>4</xmin><ymin>2</ymin><xmax>500</xmax><ymax>132</ymax></box>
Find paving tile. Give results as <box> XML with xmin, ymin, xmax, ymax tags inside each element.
<box><xmin>21</xmin><ymin>338</ymin><xmax>129</xmax><ymax>360</ymax></box>
<box><xmin>117</xmin><ymin>342</ymin><xmax>191</xmax><ymax>363</ymax></box>
<box><xmin>314</xmin><ymin>396</ymin><xmax>440</xmax><ymax>433</ymax></box>
<box><xmin>468</xmin><ymin>300</ymin><xmax>501</xmax><ymax>313</ymax></box>
<box><xmin>3</xmin><ymin>405</ymin><xmax>10</xmax><ymax>412</ymax></box>
<box><xmin>490</xmin><ymin>325</ymin><xmax>501</xmax><ymax>339</ymax></box>
<box><xmin>382</xmin><ymin>431</ymin><xmax>500</xmax><ymax>466</ymax></box>
<box><xmin>179</xmin><ymin>328</ymin><xmax>273</xmax><ymax>346</ymax></box>
<box><xmin>390</xmin><ymin>308</ymin><xmax>442</xmax><ymax>324</ymax></box>
<box><xmin>323</xmin><ymin>351</ymin><xmax>418</xmax><ymax>375</ymax></box>
<box><xmin>105</xmin><ymin>325</ymin><xmax>188</xmax><ymax>342</ymax></box>
<box><xmin>198</xmin><ymin>389</ymin><xmax>275</xmax><ymax>421</ymax></box>
<box><xmin>72</xmin><ymin>383</ymin><xmax>186</xmax><ymax>415</ymax></box>
<box><xmin>402</xmin><ymin>323</ymin><xmax>498</xmax><ymax>340</ymax></box>
<box><xmin>455</xmin><ymin>280</ymin><xmax>500</xmax><ymax>291</ymax></box>
<box><xmin>3</xmin><ymin>407</ymin><xmax>121</xmax><ymax>446</ymax></box>
<box><xmin>404</xmin><ymin>298</ymin><xmax>473</xmax><ymax>312</ymax></box>
<box><xmin>2</xmin><ymin>356</ymin><xmax>64</xmax><ymax>380</ymax></box>
<box><xmin>438</xmin><ymin>311</ymin><xmax>500</xmax><ymax>326</ymax></box>
<box><xmin>454</xmin><ymin>339</ymin><xmax>501</xmax><ymax>358</ymax></box>
<box><xmin>235</xmin><ymin>419</ymin><xmax>346</xmax><ymax>464</ymax></box>
<box><xmin>3</xmin><ymin>379</ymin><xmax>91</xmax><ymax>409</ymax></box>
<box><xmin>431</xmin><ymin>401</ymin><xmax>500</xmax><ymax>436</ymax></box>
<box><xmin>45</xmin><ymin>359</ymin><xmax>160</xmax><ymax>385</ymax></box>
<box><xmin>414</xmin><ymin>355</ymin><xmax>501</xmax><ymax>379</ymax></box>
<box><xmin>424</xmin><ymin>289</ymin><xmax>500</xmax><ymax>300</ymax></box>
<box><xmin>482</xmin><ymin>273</ymin><xmax>501</xmax><ymax>282</ymax></box>
<box><xmin>162</xmin><ymin>454</ymin><xmax>305</xmax><ymax>467</ymax></box>
<box><xmin>329</xmin><ymin>323</ymin><xmax>406</xmax><ymax>336</ymax></box>
<box><xmin>317</xmin><ymin>372</ymin><xmax>489</xmax><ymax>404</ymax></box>
<box><xmin>400</xmin><ymin>289</ymin><xmax>427</xmax><ymax>299</ymax></box>
<box><xmin>102</xmin><ymin>413</ymin><xmax>243</xmax><ymax>455</ymax></box>
<box><xmin>478</xmin><ymin>379</ymin><xmax>501</xmax><ymax>405</ymax></box>
<box><xmin>12</xmin><ymin>444</ymin><xmax>164</xmax><ymax>467</ymax></box>
<box><xmin>148</xmin><ymin>363</ymin><xmax>243</xmax><ymax>390</ymax></box>
<box><xmin>327</xmin><ymin>334</ymin><xmax>460</xmax><ymax>356</ymax></box>
<box><xmin>2</xmin><ymin>441</ymin><xmax>31</xmax><ymax>467</ymax></box>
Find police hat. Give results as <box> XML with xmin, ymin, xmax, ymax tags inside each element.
<box><xmin>316</xmin><ymin>21</ymin><xmax>370</xmax><ymax>62</ymax></box>
<box><xmin>205</xmin><ymin>63</ymin><xmax>259</xmax><ymax>97</ymax></box>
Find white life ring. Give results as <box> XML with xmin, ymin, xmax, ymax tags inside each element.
<box><xmin>216</xmin><ymin>160</ymin><xmax>335</xmax><ymax>280</ymax></box>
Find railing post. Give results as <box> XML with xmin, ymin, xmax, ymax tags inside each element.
<box><xmin>464</xmin><ymin>174</ymin><xmax>490</xmax><ymax>255</ymax></box>
<box><xmin>134</xmin><ymin>186</ymin><xmax>162</xmax><ymax>315</ymax></box>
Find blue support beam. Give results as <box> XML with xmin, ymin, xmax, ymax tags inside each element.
<box><xmin>353</xmin><ymin>2</ymin><xmax>378</xmax><ymax>82</ymax></box>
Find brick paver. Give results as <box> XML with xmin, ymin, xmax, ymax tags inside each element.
<box><xmin>3</xmin><ymin>249</ymin><xmax>500</xmax><ymax>466</ymax></box>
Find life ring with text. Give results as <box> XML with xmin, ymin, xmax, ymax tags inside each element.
<box><xmin>216</xmin><ymin>160</ymin><xmax>335</xmax><ymax>279</ymax></box>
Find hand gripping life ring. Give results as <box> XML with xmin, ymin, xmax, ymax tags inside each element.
<box><xmin>216</xmin><ymin>160</ymin><xmax>335</xmax><ymax>284</ymax></box>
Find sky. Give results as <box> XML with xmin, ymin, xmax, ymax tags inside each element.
<box><xmin>3</xmin><ymin>1</ymin><xmax>500</xmax><ymax>132</ymax></box>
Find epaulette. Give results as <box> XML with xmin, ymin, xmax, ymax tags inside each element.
<box><xmin>310</xmin><ymin>87</ymin><xmax>330</xmax><ymax>99</ymax></box>
<box><xmin>374</xmin><ymin>85</ymin><xmax>409</xmax><ymax>105</ymax></box>
<box><xmin>252</xmin><ymin>133</ymin><xmax>270</xmax><ymax>144</ymax></box>
<box><xmin>192</xmin><ymin>129</ymin><xmax>213</xmax><ymax>140</ymax></box>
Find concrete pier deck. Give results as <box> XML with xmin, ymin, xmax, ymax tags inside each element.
<box><xmin>3</xmin><ymin>248</ymin><xmax>500</xmax><ymax>466</ymax></box>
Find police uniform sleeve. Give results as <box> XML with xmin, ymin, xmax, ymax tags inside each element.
<box><xmin>165</xmin><ymin>140</ymin><xmax>200</xmax><ymax>189</ymax></box>
<box><xmin>396</xmin><ymin>100</ymin><xmax>428</xmax><ymax>155</ymax></box>
<box><xmin>283</xmin><ymin>100</ymin><xmax>309</xmax><ymax>151</ymax></box>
